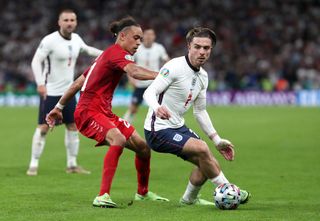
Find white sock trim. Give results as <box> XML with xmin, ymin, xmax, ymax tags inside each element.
<box><xmin>210</xmin><ymin>171</ymin><xmax>229</xmax><ymax>187</ymax></box>
<box><xmin>182</xmin><ymin>181</ymin><xmax>202</xmax><ymax>202</ymax></box>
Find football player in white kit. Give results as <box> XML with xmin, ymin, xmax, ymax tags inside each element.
<box><xmin>123</xmin><ymin>28</ymin><xmax>169</xmax><ymax>123</ymax></box>
<box><xmin>26</xmin><ymin>9</ymin><xmax>102</xmax><ymax>176</ymax></box>
<box><xmin>143</xmin><ymin>27</ymin><xmax>250</xmax><ymax>205</ymax></box>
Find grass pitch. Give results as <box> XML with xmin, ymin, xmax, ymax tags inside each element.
<box><xmin>0</xmin><ymin>106</ymin><xmax>319</xmax><ymax>221</ymax></box>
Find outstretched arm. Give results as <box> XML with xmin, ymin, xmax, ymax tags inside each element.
<box><xmin>193</xmin><ymin>95</ymin><xmax>235</xmax><ymax>161</ymax></box>
<box><xmin>124</xmin><ymin>63</ymin><xmax>158</xmax><ymax>80</ymax></box>
<box><xmin>46</xmin><ymin>75</ymin><xmax>85</xmax><ymax>128</ymax></box>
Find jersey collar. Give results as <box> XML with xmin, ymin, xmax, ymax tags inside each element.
<box><xmin>185</xmin><ymin>55</ymin><xmax>200</xmax><ymax>72</ymax></box>
<box><xmin>58</xmin><ymin>31</ymin><xmax>72</xmax><ymax>40</ymax></box>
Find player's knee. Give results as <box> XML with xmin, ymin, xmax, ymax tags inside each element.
<box><xmin>110</xmin><ymin>134</ymin><xmax>127</xmax><ymax>147</ymax></box>
<box><xmin>196</xmin><ymin>142</ymin><xmax>211</xmax><ymax>159</ymax></box>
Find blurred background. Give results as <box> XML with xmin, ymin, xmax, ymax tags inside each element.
<box><xmin>1</xmin><ymin>0</ymin><xmax>319</xmax><ymax>105</ymax></box>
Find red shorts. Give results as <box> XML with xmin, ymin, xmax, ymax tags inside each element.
<box><xmin>74</xmin><ymin>108</ymin><xmax>135</xmax><ymax>146</ymax></box>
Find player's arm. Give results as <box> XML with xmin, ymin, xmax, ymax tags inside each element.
<box><xmin>31</xmin><ymin>40</ymin><xmax>50</xmax><ymax>99</ymax></box>
<box><xmin>79</xmin><ymin>37</ymin><xmax>103</xmax><ymax>57</ymax></box>
<box><xmin>124</xmin><ymin>63</ymin><xmax>157</xmax><ymax>80</ymax></box>
<box><xmin>143</xmin><ymin>68</ymin><xmax>172</xmax><ymax>120</ymax></box>
<box><xmin>46</xmin><ymin>75</ymin><xmax>85</xmax><ymax>128</ymax></box>
<box><xmin>193</xmin><ymin>92</ymin><xmax>235</xmax><ymax>161</ymax></box>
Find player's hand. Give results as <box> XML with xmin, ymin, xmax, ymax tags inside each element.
<box><xmin>216</xmin><ymin>139</ymin><xmax>235</xmax><ymax>161</ymax></box>
<box><xmin>46</xmin><ymin>107</ymin><xmax>63</xmax><ymax>129</ymax></box>
<box><xmin>37</xmin><ymin>85</ymin><xmax>47</xmax><ymax>99</ymax></box>
<box><xmin>156</xmin><ymin>106</ymin><xmax>171</xmax><ymax>120</ymax></box>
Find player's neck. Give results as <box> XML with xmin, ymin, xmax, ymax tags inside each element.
<box><xmin>185</xmin><ymin>55</ymin><xmax>200</xmax><ymax>72</ymax></box>
<box><xmin>59</xmin><ymin>30</ymin><xmax>72</xmax><ymax>40</ymax></box>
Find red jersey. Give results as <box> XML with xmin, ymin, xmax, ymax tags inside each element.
<box><xmin>78</xmin><ymin>44</ymin><xmax>134</xmax><ymax>117</ymax></box>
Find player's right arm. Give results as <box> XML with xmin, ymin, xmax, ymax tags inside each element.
<box><xmin>124</xmin><ymin>63</ymin><xmax>158</xmax><ymax>80</ymax></box>
<box><xmin>143</xmin><ymin>67</ymin><xmax>173</xmax><ymax>120</ymax></box>
<box><xmin>31</xmin><ymin>38</ymin><xmax>51</xmax><ymax>99</ymax></box>
<box><xmin>46</xmin><ymin>74</ymin><xmax>85</xmax><ymax>128</ymax></box>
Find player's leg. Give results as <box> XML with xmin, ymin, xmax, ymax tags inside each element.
<box><xmin>27</xmin><ymin>124</ymin><xmax>49</xmax><ymax>176</ymax></box>
<box><xmin>27</xmin><ymin>96</ymin><xmax>52</xmax><ymax>176</ymax></box>
<box><xmin>63</xmin><ymin>97</ymin><xmax>90</xmax><ymax>174</ymax></box>
<box><xmin>123</xmin><ymin>88</ymin><xmax>145</xmax><ymax>123</ymax></box>
<box><xmin>181</xmin><ymin>138</ymin><xmax>250</xmax><ymax>204</ymax></box>
<box><xmin>125</xmin><ymin>130</ymin><xmax>169</xmax><ymax>202</ymax></box>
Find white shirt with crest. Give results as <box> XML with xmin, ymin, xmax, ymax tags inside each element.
<box><xmin>144</xmin><ymin>56</ymin><xmax>209</xmax><ymax>131</ymax></box>
<box><xmin>31</xmin><ymin>31</ymin><xmax>102</xmax><ymax>96</ymax></box>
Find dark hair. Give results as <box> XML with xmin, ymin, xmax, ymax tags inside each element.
<box><xmin>186</xmin><ymin>27</ymin><xmax>217</xmax><ymax>47</ymax></box>
<box><xmin>58</xmin><ymin>9</ymin><xmax>76</xmax><ymax>17</ymax></box>
<box><xmin>109</xmin><ymin>16</ymin><xmax>140</xmax><ymax>37</ymax></box>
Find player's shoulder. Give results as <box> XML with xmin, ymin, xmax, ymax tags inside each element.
<box><xmin>71</xmin><ymin>33</ymin><xmax>82</xmax><ymax>41</ymax></box>
<box><xmin>165</xmin><ymin>56</ymin><xmax>186</xmax><ymax>67</ymax></box>
<box><xmin>41</xmin><ymin>31</ymin><xmax>59</xmax><ymax>42</ymax></box>
<box><xmin>105</xmin><ymin>44</ymin><xmax>134</xmax><ymax>61</ymax></box>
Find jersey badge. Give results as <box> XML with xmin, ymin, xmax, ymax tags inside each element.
<box><xmin>173</xmin><ymin>134</ymin><xmax>183</xmax><ymax>142</ymax></box>
<box><xmin>160</xmin><ymin>68</ymin><xmax>169</xmax><ymax>77</ymax></box>
<box><xmin>125</xmin><ymin>54</ymin><xmax>134</xmax><ymax>61</ymax></box>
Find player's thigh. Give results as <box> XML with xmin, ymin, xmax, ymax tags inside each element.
<box><xmin>144</xmin><ymin>125</ymin><xmax>198</xmax><ymax>159</ymax></box>
<box><xmin>62</xmin><ymin>96</ymin><xmax>76</xmax><ymax>124</ymax></box>
<box><xmin>38</xmin><ymin>96</ymin><xmax>60</xmax><ymax>125</ymax></box>
<box><xmin>181</xmin><ymin>138</ymin><xmax>210</xmax><ymax>159</ymax></box>
<box><xmin>125</xmin><ymin>130</ymin><xmax>149</xmax><ymax>155</ymax></box>
<box><xmin>131</xmin><ymin>87</ymin><xmax>146</xmax><ymax>106</ymax></box>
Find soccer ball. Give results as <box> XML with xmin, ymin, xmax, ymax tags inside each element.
<box><xmin>214</xmin><ymin>183</ymin><xmax>241</xmax><ymax>210</ymax></box>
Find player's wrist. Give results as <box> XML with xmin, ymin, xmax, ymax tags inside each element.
<box><xmin>210</xmin><ymin>132</ymin><xmax>221</xmax><ymax>146</ymax></box>
<box><xmin>55</xmin><ymin>102</ymin><xmax>65</xmax><ymax>110</ymax></box>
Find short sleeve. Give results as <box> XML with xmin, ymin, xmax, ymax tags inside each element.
<box><xmin>109</xmin><ymin>48</ymin><xmax>134</xmax><ymax>71</ymax></box>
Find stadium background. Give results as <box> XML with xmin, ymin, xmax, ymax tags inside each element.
<box><xmin>0</xmin><ymin>1</ymin><xmax>319</xmax><ymax>221</ymax></box>
<box><xmin>1</xmin><ymin>0</ymin><xmax>320</xmax><ymax>106</ymax></box>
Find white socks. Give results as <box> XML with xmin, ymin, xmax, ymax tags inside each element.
<box><xmin>29</xmin><ymin>128</ymin><xmax>46</xmax><ymax>168</ymax></box>
<box><xmin>65</xmin><ymin>130</ymin><xmax>79</xmax><ymax>168</ymax></box>
<box><xmin>182</xmin><ymin>181</ymin><xmax>202</xmax><ymax>203</ymax></box>
<box><xmin>210</xmin><ymin>171</ymin><xmax>229</xmax><ymax>186</ymax></box>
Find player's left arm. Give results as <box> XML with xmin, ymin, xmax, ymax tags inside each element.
<box><xmin>193</xmin><ymin>90</ymin><xmax>235</xmax><ymax>161</ymax></box>
<box><xmin>79</xmin><ymin>36</ymin><xmax>103</xmax><ymax>57</ymax></box>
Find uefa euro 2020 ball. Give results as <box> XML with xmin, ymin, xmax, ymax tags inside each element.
<box><xmin>214</xmin><ymin>183</ymin><xmax>241</xmax><ymax>210</ymax></box>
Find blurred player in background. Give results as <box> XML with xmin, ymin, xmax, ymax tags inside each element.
<box><xmin>46</xmin><ymin>16</ymin><xmax>168</xmax><ymax>208</ymax></box>
<box><xmin>123</xmin><ymin>28</ymin><xmax>169</xmax><ymax>123</ymax></box>
<box><xmin>143</xmin><ymin>27</ymin><xmax>250</xmax><ymax>205</ymax></box>
<box><xmin>26</xmin><ymin>9</ymin><xmax>103</xmax><ymax>176</ymax></box>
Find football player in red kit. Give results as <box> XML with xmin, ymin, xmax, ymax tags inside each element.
<box><xmin>46</xmin><ymin>16</ymin><xmax>168</xmax><ymax>208</ymax></box>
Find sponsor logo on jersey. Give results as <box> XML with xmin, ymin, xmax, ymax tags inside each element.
<box><xmin>173</xmin><ymin>133</ymin><xmax>183</xmax><ymax>142</ymax></box>
<box><xmin>160</xmin><ymin>68</ymin><xmax>169</xmax><ymax>77</ymax></box>
<box><xmin>125</xmin><ymin>54</ymin><xmax>134</xmax><ymax>61</ymax></box>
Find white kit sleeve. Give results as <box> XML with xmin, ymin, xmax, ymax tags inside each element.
<box><xmin>79</xmin><ymin>36</ymin><xmax>103</xmax><ymax>57</ymax></box>
<box><xmin>143</xmin><ymin>67</ymin><xmax>173</xmax><ymax>112</ymax></box>
<box><xmin>31</xmin><ymin>38</ymin><xmax>51</xmax><ymax>86</ymax></box>
<box><xmin>193</xmin><ymin>89</ymin><xmax>221</xmax><ymax>145</ymax></box>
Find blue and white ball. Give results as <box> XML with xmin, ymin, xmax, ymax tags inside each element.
<box><xmin>214</xmin><ymin>183</ymin><xmax>241</xmax><ymax>210</ymax></box>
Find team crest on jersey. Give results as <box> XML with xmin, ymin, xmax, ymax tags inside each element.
<box><xmin>125</xmin><ymin>54</ymin><xmax>134</xmax><ymax>61</ymax></box>
<box><xmin>173</xmin><ymin>134</ymin><xmax>183</xmax><ymax>142</ymax></box>
<box><xmin>160</xmin><ymin>68</ymin><xmax>169</xmax><ymax>77</ymax></box>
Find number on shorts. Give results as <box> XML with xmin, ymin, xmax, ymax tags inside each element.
<box><xmin>118</xmin><ymin>118</ymin><xmax>131</xmax><ymax>128</ymax></box>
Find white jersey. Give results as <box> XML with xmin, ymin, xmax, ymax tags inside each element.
<box><xmin>31</xmin><ymin>31</ymin><xmax>102</xmax><ymax>96</ymax></box>
<box><xmin>134</xmin><ymin>42</ymin><xmax>169</xmax><ymax>88</ymax></box>
<box><xmin>144</xmin><ymin>56</ymin><xmax>208</xmax><ymax>131</ymax></box>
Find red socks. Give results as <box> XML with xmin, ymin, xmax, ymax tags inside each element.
<box><xmin>135</xmin><ymin>155</ymin><xmax>150</xmax><ymax>196</ymax></box>
<box><xmin>99</xmin><ymin>146</ymin><xmax>124</xmax><ymax>196</ymax></box>
<box><xmin>98</xmin><ymin>145</ymin><xmax>151</xmax><ymax>197</ymax></box>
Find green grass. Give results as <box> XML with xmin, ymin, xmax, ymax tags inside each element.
<box><xmin>0</xmin><ymin>106</ymin><xmax>320</xmax><ymax>221</ymax></box>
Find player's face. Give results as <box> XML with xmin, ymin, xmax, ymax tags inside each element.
<box><xmin>188</xmin><ymin>37</ymin><xmax>212</xmax><ymax>68</ymax></box>
<box><xmin>143</xmin><ymin>29</ymin><xmax>156</xmax><ymax>48</ymax></box>
<box><xmin>58</xmin><ymin>12</ymin><xmax>77</xmax><ymax>36</ymax></box>
<box><xmin>122</xmin><ymin>26</ymin><xmax>143</xmax><ymax>55</ymax></box>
